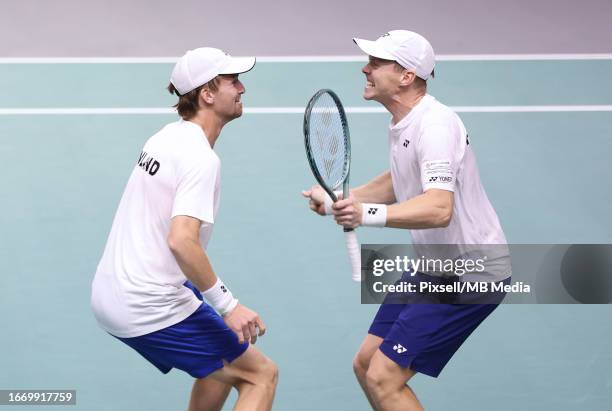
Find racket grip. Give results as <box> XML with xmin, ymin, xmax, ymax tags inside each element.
<box><xmin>344</xmin><ymin>229</ymin><xmax>362</xmax><ymax>282</ymax></box>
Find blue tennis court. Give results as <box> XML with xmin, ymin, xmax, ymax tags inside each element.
<box><xmin>1</xmin><ymin>57</ymin><xmax>611</xmax><ymax>410</ymax></box>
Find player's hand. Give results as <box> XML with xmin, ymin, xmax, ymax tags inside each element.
<box><xmin>223</xmin><ymin>303</ymin><xmax>266</xmax><ymax>344</ymax></box>
<box><xmin>332</xmin><ymin>194</ymin><xmax>362</xmax><ymax>229</ymax></box>
<box><xmin>302</xmin><ymin>185</ymin><xmax>334</xmax><ymax>216</ymax></box>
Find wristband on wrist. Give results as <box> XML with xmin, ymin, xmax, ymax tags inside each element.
<box><xmin>323</xmin><ymin>190</ymin><xmax>343</xmax><ymax>215</ymax></box>
<box><xmin>361</xmin><ymin>203</ymin><xmax>387</xmax><ymax>227</ymax></box>
<box><xmin>201</xmin><ymin>278</ymin><xmax>239</xmax><ymax>315</ymax></box>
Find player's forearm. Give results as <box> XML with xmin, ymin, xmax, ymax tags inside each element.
<box><xmin>352</xmin><ymin>171</ymin><xmax>396</xmax><ymax>204</ymax></box>
<box><xmin>385</xmin><ymin>191</ymin><xmax>452</xmax><ymax>229</ymax></box>
<box><xmin>168</xmin><ymin>237</ymin><xmax>218</xmax><ymax>291</ymax></box>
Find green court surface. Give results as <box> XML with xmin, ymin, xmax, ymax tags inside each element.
<box><xmin>0</xmin><ymin>59</ymin><xmax>611</xmax><ymax>410</ymax></box>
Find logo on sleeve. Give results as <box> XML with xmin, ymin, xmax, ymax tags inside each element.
<box><xmin>137</xmin><ymin>151</ymin><xmax>161</xmax><ymax>176</ymax></box>
<box><xmin>403</xmin><ymin>139</ymin><xmax>410</xmax><ymax>148</ymax></box>
<box><xmin>429</xmin><ymin>176</ymin><xmax>453</xmax><ymax>183</ymax></box>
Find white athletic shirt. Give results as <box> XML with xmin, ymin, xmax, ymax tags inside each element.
<box><xmin>91</xmin><ymin>120</ymin><xmax>220</xmax><ymax>337</ymax></box>
<box><xmin>388</xmin><ymin>95</ymin><xmax>510</xmax><ymax>281</ymax></box>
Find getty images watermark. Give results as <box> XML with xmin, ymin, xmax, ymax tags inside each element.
<box><xmin>360</xmin><ymin>244</ymin><xmax>612</xmax><ymax>304</ymax></box>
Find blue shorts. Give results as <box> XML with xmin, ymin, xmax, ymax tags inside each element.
<box><xmin>369</xmin><ymin>273</ymin><xmax>509</xmax><ymax>378</ymax></box>
<box><xmin>114</xmin><ymin>281</ymin><xmax>248</xmax><ymax>378</ymax></box>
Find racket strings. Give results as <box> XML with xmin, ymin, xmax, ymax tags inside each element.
<box><xmin>306</xmin><ymin>93</ymin><xmax>348</xmax><ymax>190</ymax></box>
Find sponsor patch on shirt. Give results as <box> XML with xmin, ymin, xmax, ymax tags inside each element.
<box><xmin>422</xmin><ymin>160</ymin><xmax>454</xmax><ymax>185</ymax></box>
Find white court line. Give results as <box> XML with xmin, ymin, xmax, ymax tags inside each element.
<box><xmin>1</xmin><ymin>106</ymin><xmax>612</xmax><ymax>115</ymax></box>
<box><xmin>260</xmin><ymin>54</ymin><xmax>612</xmax><ymax>62</ymax></box>
<box><xmin>0</xmin><ymin>54</ymin><xmax>612</xmax><ymax>64</ymax></box>
<box><xmin>451</xmin><ymin>105</ymin><xmax>612</xmax><ymax>113</ymax></box>
<box><xmin>0</xmin><ymin>108</ymin><xmax>173</xmax><ymax>115</ymax></box>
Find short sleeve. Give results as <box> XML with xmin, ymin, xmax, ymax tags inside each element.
<box><xmin>416</xmin><ymin>123</ymin><xmax>461</xmax><ymax>192</ymax></box>
<box><xmin>171</xmin><ymin>154</ymin><xmax>218</xmax><ymax>223</ymax></box>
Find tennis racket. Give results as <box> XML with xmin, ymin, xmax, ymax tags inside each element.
<box><xmin>303</xmin><ymin>89</ymin><xmax>361</xmax><ymax>282</ymax></box>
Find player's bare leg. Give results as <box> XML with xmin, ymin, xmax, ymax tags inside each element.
<box><xmin>207</xmin><ymin>345</ymin><xmax>278</xmax><ymax>411</ymax></box>
<box><xmin>353</xmin><ymin>334</ymin><xmax>384</xmax><ymax>409</ymax></box>
<box><xmin>188</xmin><ymin>376</ymin><xmax>232</xmax><ymax>411</ymax></box>
<box><xmin>366</xmin><ymin>350</ymin><xmax>423</xmax><ymax>411</ymax></box>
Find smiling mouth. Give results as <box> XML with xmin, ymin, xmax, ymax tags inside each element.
<box><xmin>366</xmin><ymin>81</ymin><xmax>375</xmax><ymax>88</ymax></box>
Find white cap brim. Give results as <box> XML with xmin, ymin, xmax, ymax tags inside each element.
<box><xmin>219</xmin><ymin>56</ymin><xmax>256</xmax><ymax>75</ymax></box>
<box><xmin>352</xmin><ymin>38</ymin><xmax>395</xmax><ymax>61</ymax></box>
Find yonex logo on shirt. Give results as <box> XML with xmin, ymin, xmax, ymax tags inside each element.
<box><xmin>368</xmin><ymin>208</ymin><xmax>378</xmax><ymax>215</ymax></box>
<box><xmin>429</xmin><ymin>176</ymin><xmax>453</xmax><ymax>183</ymax></box>
<box><xmin>403</xmin><ymin>139</ymin><xmax>409</xmax><ymax>148</ymax></box>
<box><xmin>220</xmin><ymin>285</ymin><xmax>227</xmax><ymax>293</ymax></box>
<box><xmin>393</xmin><ymin>344</ymin><xmax>407</xmax><ymax>354</ymax></box>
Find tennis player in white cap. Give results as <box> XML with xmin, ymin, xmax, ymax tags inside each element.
<box><xmin>92</xmin><ymin>47</ymin><xmax>278</xmax><ymax>411</ymax></box>
<box><xmin>304</xmin><ymin>30</ymin><xmax>510</xmax><ymax>410</ymax></box>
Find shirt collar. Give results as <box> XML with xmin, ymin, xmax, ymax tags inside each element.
<box><xmin>180</xmin><ymin>119</ymin><xmax>212</xmax><ymax>149</ymax></box>
<box><xmin>389</xmin><ymin>94</ymin><xmax>435</xmax><ymax>135</ymax></box>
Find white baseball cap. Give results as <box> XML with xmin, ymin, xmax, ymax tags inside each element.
<box><xmin>353</xmin><ymin>30</ymin><xmax>435</xmax><ymax>80</ymax></box>
<box><xmin>170</xmin><ymin>47</ymin><xmax>256</xmax><ymax>95</ymax></box>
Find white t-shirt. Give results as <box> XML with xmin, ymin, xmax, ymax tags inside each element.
<box><xmin>388</xmin><ymin>95</ymin><xmax>510</xmax><ymax>281</ymax></box>
<box><xmin>91</xmin><ymin>120</ymin><xmax>221</xmax><ymax>338</ymax></box>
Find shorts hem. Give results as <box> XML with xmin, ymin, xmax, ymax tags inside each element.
<box><xmin>188</xmin><ymin>361</ymin><xmax>225</xmax><ymax>379</ymax></box>
<box><xmin>378</xmin><ymin>343</ymin><xmax>441</xmax><ymax>378</ymax></box>
<box><xmin>225</xmin><ymin>342</ymin><xmax>249</xmax><ymax>364</ymax></box>
<box><xmin>367</xmin><ymin>327</ymin><xmax>387</xmax><ymax>339</ymax></box>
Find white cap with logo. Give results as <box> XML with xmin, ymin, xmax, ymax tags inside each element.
<box><xmin>170</xmin><ymin>47</ymin><xmax>256</xmax><ymax>95</ymax></box>
<box><xmin>353</xmin><ymin>30</ymin><xmax>435</xmax><ymax>80</ymax></box>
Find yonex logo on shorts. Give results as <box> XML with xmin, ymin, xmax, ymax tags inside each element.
<box><xmin>393</xmin><ymin>344</ymin><xmax>407</xmax><ymax>354</ymax></box>
<box><xmin>368</xmin><ymin>208</ymin><xmax>378</xmax><ymax>215</ymax></box>
<box><xmin>403</xmin><ymin>139</ymin><xmax>409</xmax><ymax>147</ymax></box>
<box><xmin>429</xmin><ymin>177</ymin><xmax>438</xmax><ymax>182</ymax></box>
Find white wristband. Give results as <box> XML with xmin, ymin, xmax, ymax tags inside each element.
<box><xmin>201</xmin><ymin>278</ymin><xmax>239</xmax><ymax>316</ymax></box>
<box><xmin>323</xmin><ymin>190</ymin><xmax>343</xmax><ymax>215</ymax></box>
<box><xmin>361</xmin><ymin>203</ymin><xmax>387</xmax><ymax>227</ymax></box>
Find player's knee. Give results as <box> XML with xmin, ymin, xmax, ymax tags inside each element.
<box><xmin>352</xmin><ymin>352</ymin><xmax>369</xmax><ymax>379</ymax></box>
<box><xmin>252</xmin><ymin>357</ymin><xmax>279</xmax><ymax>389</ymax></box>
<box><xmin>232</xmin><ymin>353</ymin><xmax>278</xmax><ymax>393</ymax></box>
<box><xmin>365</xmin><ymin>367</ymin><xmax>389</xmax><ymax>397</ymax></box>
<box><xmin>264</xmin><ymin>359</ymin><xmax>279</xmax><ymax>387</ymax></box>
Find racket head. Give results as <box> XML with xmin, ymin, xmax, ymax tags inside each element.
<box><xmin>303</xmin><ymin>89</ymin><xmax>351</xmax><ymax>201</ymax></box>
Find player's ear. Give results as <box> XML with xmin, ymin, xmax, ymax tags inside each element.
<box><xmin>399</xmin><ymin>70</ymin><xmax>416</xmax><ymax>87</ymax></box>
<box><xmin>200</xmin><ymin>87</ymin><xmax>215</xmax><ymax>105</ymax></box>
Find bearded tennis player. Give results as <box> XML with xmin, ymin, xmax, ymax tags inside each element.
<box><xmin>92</xmin><ymin>47</ymin><xmax>277</xmax><ymax>411</ymax></box>
<box><xmin>303</xmin><ymin>30</ymin><xmax>511</xmax><ymax>410</ymax></box>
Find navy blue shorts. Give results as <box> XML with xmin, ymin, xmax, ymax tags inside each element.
<box><xmin>114</xmin><ymin>281</ymin><xmax>248</xmax><ymax>378</ymax></box>
<box><xmin>369</xmin><ymin>273</ymin><xmax>509</xmax><ymax>378</ymax></box>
